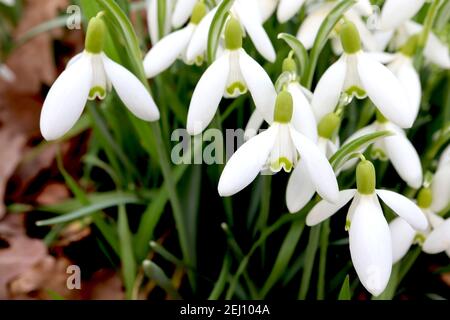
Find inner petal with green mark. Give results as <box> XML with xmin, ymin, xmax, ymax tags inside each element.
<box><xmin>268</xmin><ymin>124</ymin><xmax>298</xmax><ymax>173</ymax></box>
<box><xmin>224</xmin><ymin>50</ymin><xmax>247</xmax><ymax>98</ymax></box>
<box><xmin>226</xmin><ymin>81</ymin><xmax>247</xmax><ymax>97</ymax></box>
<box><xmin>89</xmin><ymin>86</ymin><xmax>107</xmax><ymax>100</ymax></box>
<box><xmin>370</xmin><ymin>147</ymin><xmax>388</xmax><ymax>161</ymax></box>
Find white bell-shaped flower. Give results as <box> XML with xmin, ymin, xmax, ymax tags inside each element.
<box><xmin>297</xmin><ymin>1</ymin><xmax>376</xmax><ymax>53</ymax></box>
<box><xmin>0</xmin><ymin>0</ymin><xmax>15</xmax><ymax>6</ymax></box>
<box><xmin>40</xmin><ymin>16</ymin><xmax>160</xmax><ymax>141</ymax></box>
<box><xmin>307</xmin><ymin>159</ymin><xmax>427</xmax><ymax>296</ymax></box>
<box><xmin>146</xmin><ymin>0</ymin><xmax>174</xmax><ymax>45</ymax></box>
<box><xmin>218</xmin><ymin>91</ymin><xmax>339</xmax><ymax>204</ymax></box>
<box><xmin>187</xmin><ymin>17</ymin><xmax>276</xmax><ymax>135</ymax></box>
<box><xmin>286</xmin><ymin>112</ymin><xmax>340</xmax><ymax>213</ymax></box>
<box><xmin>379</xmin><ymin>0</ymin><xmax>425</xmax><ymax>31</ymax></box>
<box><xmin>144</xmin><ymin>1</ymin><xmax>208</xmax><ymax>78</ymax></box>
<box><xmin>342</xmin><ymin>114</ymin><xmax>423</xmax><ymax>189</ymax></box>
<box><xmin>312</xmin><ymin>22</ymin><xmax>414</xmax><ymax>129</ymax></box>
<box><xmin>172</xmin><ymin>0</ymin><xmax>198</xmax><ymax>28</ymax></box>
<box><xmin>431</xmin><ymin>144</ymin><xmax>450</xmax><ymax>212</ymax></box>
<box><xmin>257</xmin><ymin>0</ymin><xmax>307</xmax><ymax>23</ymax></box>
<box><xmin>422</xmin><ymin>216</ymin><xmax>450</xmax><ymax>257</ymax></box>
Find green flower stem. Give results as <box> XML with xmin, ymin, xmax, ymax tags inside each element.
<box><xmin>317</xmin><ymin>219</ymin><xmax>330</xmax><ymax>300</ymax></box>
<box><xmin>298</xmin><ymin>225</ymin><xmax>321</xmax><ymax>299</ymax></box>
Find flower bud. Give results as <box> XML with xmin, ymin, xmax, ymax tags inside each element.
<box><xmin>190</xmin><ymin>1</ymin><xmax>207</xmax><ymax>25</ymax></box>
<box><xmin>274</xmin><ymin>91</ymin><xmax>293</xmax><ymax>123</ymax></box>
<box><xmin>417</xmin><ymin>188</ymin><xmax>432</xmax><ymax>209</ymax></box>
<box><xmin>225</xmin><ymin>17</ymin><xmax>242</xmax><ymax>50</ymax></box>
<box><xmin>85</xmin><ymin>16</ymin><xmax>106</xmax><ymax>54</ymax></box>
<box><xmin>318</xmin><ymin>113</ymin><xmax>341</xmax><ymax>139</ymax></box>
<box><xmin>340</xmin><ymin>21</ymin><xmax>361</xmax><ymax>54</ymax></box>
<box><xmin>356</xmin><ymin>160</ymin><xmax>376</xmax><ymax>194</ymax></box>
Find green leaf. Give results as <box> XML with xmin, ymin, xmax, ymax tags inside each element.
<box><xmin>208</xmin><ymin>254</ymin><xmax>231</xmax><ymax>300</ymax></box>
<box><xmin>36</xmin><ymin>194</ymin><xmax>143</xmax><ymax>226</ymax></box>
<box><xmin>302</xmin><ymin>0</ymin><xmax>356</xmax><ymax>89</ymax></box>
<box><xmin>143</xmin><ymin>260</ymin><xmax>182</xmax><ymax>300</ymax></box>
<box><xmin>277</xmin><ymin>33</ymin><xmax>309</xmax><ymax>77</ymax></box>
<box><xmin>260</xmin><ymin>219</ymin><xmax>305</xmax><ymax>297</ymax></box>
<box><xmin>338</xmin><ymin>275</ymin><xmax>351</xmax><ymax>300</ymax></box>
<box><xmin>298</xmin><ymin>225</ymin><xmax>321</xmax><ymax>299</ymax></box>
<box><xmin>329</xmin><ymin>131</ymin><xmax>393</xmax><ymax>170</ymax></box>
<box><xmin>118</xmin><ymin>205</ymin><xmax>137</xmax><ymax>299</ymax></box>
<box><xmin>207</xmin><ymin>0</ymin><xmax>235</xmax><ymax>64</ymax></box>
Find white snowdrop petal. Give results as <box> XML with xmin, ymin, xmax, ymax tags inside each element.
<box><xmin>379</xmin><ymin>0</ymin><xmax>425</xmax><ymax>31</ymax></box>
<box><xmin>288</xmin><ymin>82</ymin><xmax>318</xmax><ymax>142</ymax></box>
<box><xmin>289</xmin><ymin>127</ymin><xmax>339</xmax><ymax>203</ymax></box>
<box><xmin>186</xmin><ymin>8</ymin><xmax>216</xmax><ymax>62</ymax></box>
<box><xmin>349</xmin><ymin>195</ymin><xmax>392</xmax><ymax>296</ymax></box>
<box><xmin>296</xmin><ymin>6</ymin><xmax>330</xmax><ymax>49</ymax></box>
<box><xmin>354</xmin><ymin>0</ymin><xmax>373</xmax><ymax>16</ymax></box>
<box><xmin>277</xmin><ymin>0</ymin><xmax>305</xmax><ymax>23</ymax></box>
<box><xmin>143</xmin><ymin>25</ymin><xmax>194</xmax><ymax>78</ymax></box>
<box><xmin>311</xmin><ymin>56</ymin><xmax>347</xmax><ymax>122</ymax></box>
<box><xmin>424</xmin><ymin>32</ymin><xmax>450</xmax><ymax>69</ymax></box>
<box><xmin>422</xmin><ymin>219</ymin><xmax>450</xmax><ymax>254</ymax></box>
<box><xmin>40</xmin><ymin>55</ymin><xmax>92</xmax><ymax>141</ymax></box>
<box><xmin>383</xmin><ymin>123</ymin><xmax>422</xmax><ymax>189</ymax></box>
<box><xmin>172</xmin><ymin>0</ymin><xmax>197</xmax><ymax>28</ymax></box>
<box><xmin>357</xmin><ymin>53</ymin><xmax>413</xmax><ymax>128</ymax></box>
<box><xmin>102</xmin><ymin>55</ymin><xmax>160</xmax><ymax>121</ymax></box>
<box><xmin>376</xmin><ymin>189</ymin><xmax>428</xmax><ymax>231</ymax></box>
<box><xmin>365</xmin><ymin>52</ymin><xmax>396</xmax><ymax>64</ymax></box>
<box><xmin>235</xmin><ymin>0</ymin><xmax>276</xmax><ymax>62</ymax></box>
<box><xmin>430</xmin><ymin>166</ymin><xmax>450</xmax><ymax>212</ymax></box>
<box><xmin>187</xmin><ymin>52</ymin><xmax>230</xmax><ymax>135</ymax></box>
<box><xmin>239</xmin><ymin>49</ymin><xmax>277</xmax><ymax>124</ymax></box>
<box><xmin>147</xmin><ymin>0</ymin><xmax>160</xmax><ymax>45</ymax></box>
<box><xmin>389</xmin><ymin>217</ymin><xmax>416</xmax><ymax>264</ymax></box>
<box><xmin>218</xmin><ymin>125</ymin><xmax>278</xmax><ymax>196</ymax></box>
<box><xmin>395</xmin><ymin>59</ymin><xmax>421</xmax><ymax>120</ymax></box>
<box><xmin>306</xmin><ymin>189</ymin><xmax>356</xmax><ymax>226</ymax></box>
<box><xmin>244</xmin><ymin>110</ymin><xmax>265</xmax><ymax>141</ymax></box>
<box><xmin>286</xmin><ymin>163</ymin><xmax>316</xmax><ymax>213</ymax></box>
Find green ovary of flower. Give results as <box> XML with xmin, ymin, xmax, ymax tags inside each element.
<box><xmin>190</xmin><ymin>2</ymin><xmax>207</xmax><ymax>25</ymax></box>
<box><xmin>282</xmin><ymin>57</ymin><xmax>297</xmax><ymax>73</ymax></box>
<box><xmin>356</xmin><ymin>160</ymin><xmax>376</xmax><ymax>195</ymax></box>
<box><xmin>274</xmin><ymin>91</ymin><xmax>293</xmax><ymax>123</ymax></box>
<box><xmin>340</xmin><ymin>21</ymin><xmax>361</xmax><ymax>54</ymax></box>
<box><xmin>318</xmin><ymin>113</ymin><xmax>341</xmax><ymax>139</ymax></box>
<box><xmin>85</xmin><ymin>16</ymin><xmax>106</xmax><ymax>54</ymax></box>
<box><xmin>224</xmin><ymin>17</ymin><xmax>243</xmax><ymax>50</ymax></box>
<box><xmin>417</xmin><ymin>188</ymin><xmax>432</xmax><ymax>209</ymax></box>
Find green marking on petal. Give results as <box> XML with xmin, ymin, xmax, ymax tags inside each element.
<box><xmin>195</xmin><ymin>55</ymin><xmax>204</xmax><ymax>66</ymax></box>
<box><xmin>270</xmin><ymin>157</ymin><xmax>293</xmax><ymax>173</ymax></box>
<box><xmin>226</xmin><ymin>81</ymin><xmax>247</xmax><ymax>96</ymax></box>
<box><xmin>370</xmin><ymin>148</ymin><xmax>388</xmax><ymax>161</ymax></box>
<box><xmin>345</xmin><ymin>219</ymin><xmax>351</xmax><ymax>231</ymax></box>
<box><xmin>414</xmin><ymin>233</ymin><xmax>426</xmax><ymax>245</ymax></box>
<box><xmin>345</xmin><ymin>86</ymin><xmax>366</xmax><ymax>99</ymax></box>
<box><xmin>88</xmin><ymin>86</ymin><xmax>107</xmax><ymax>100</ymax></box>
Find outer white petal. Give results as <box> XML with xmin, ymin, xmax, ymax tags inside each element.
<box><xmin>235</xmin><ymin>0</ymin><xmax>276</xmax><ymax>62</ymax></box>
<box><xmin>289</xmin><ymin>127</ymin><xmax>339</xmax><ymax>203</ymax></box>
<box><xmin>172</xmin><ymin>0</ymin><xmax>197</xmax><ymax>28</ymax></box>
<box><xmin>389</xmin><ymin>217</ymin><xmax>416</xmax><ymax>264</ymax></box>
<box><xmin>218</xmin><ymin>125</ymin><xmax>278</xmax><ymax>196</ymax></box>
<box><xmin>430</xmin><ymin>165</ymin><xmax>450</xmax><ymax>212</ymax></box>
<box><xmin>40</xmin><ymin>55</ymin><xmax>92</xmax><ymax>141</ymax></box>
<box><xmin>143</xmin><ymin>25</ymin><xmax>194</xmax><ymax>78</ymax></box>
<box><xmin>286</xmin><ymin>163</ymin><xmax>316</xmax><ymax>213</ymax></box>
<box><xmin>67</xmin><ymin>52</ymin><xmax>83</xmax><ymax>68</ymax></box>
<box><xmin>424</xmin><ymin>32</ymin><xmax>450</xmax><ymax>69</ymax></box>
<box><xmin>296</xmin><ymin>5</ymin><xmax>331</xmax><ymax>49</ymax></box>
<box><xmin>258</xmin><ymin>0</ymin><xmax>277</xmax><ymax>22</ymax></box>
<box><xmin>277</xmin><ymin>0</ymin><xmax>305</xmax><ymax>23</ymax></box>
<box><xmin>379</xmin><ymin>0</ymin><xmax>425</xmax><ymax>31</ymax></box>
<box><xmin>349</xmin><ymin>195</ymin><xmax>392</xmax><ymax>296</ymax></box>
<box><xmin>288</xmin><ymin>82</ymin><xmax>318</xmax><ymax>142</ymax></box>
<box><xmin>365</xmin><ymin>52</ymin><xmax>396</xmax><ymax>64</ymax></box>
<box><xmin>187</xmin><ymin>52</ymin><xmax>230</xmax><ymax>135</ymax></box>
<box><xmin>311</xmin><ymin>56</ymin><xmax>347</xmax><ymax>121</ymax></box>
<box><xmin>239</xmin><ymin>49</ymin><xmax>277</xmax><ymax>123</ymax></box>
<box><xmin>383</xmin><ymin>123</ymin><xmax>422</xmax><ymax>189</ymax></box>
<box><xmin>147</xmin><ymin>0</ymin><xmax>159</xmax><ymax>44</ymax></box>
<box><xmin>102</xmin><ymin>55</ymin><xmax>160</xmax><ymax>121</ymax></box>
<box><xmin>186</xmin><ymin>8</ymin><xmax>216</xmax><ymax>62</ymax></box>
<box><xmin>306</xmin><ymin>189</ymin><xmax>356</xmax><ymax>226</ymax></box>
<box><xmin>357</xmin><ymin>53</ymin><xmax>413</xmax><ymax>128</ymax></box>
<box><xmin>244</xmin><ymin>110</ymin><xmax>265</xmax><ymax>141</ymax></box>
<box><xmin>439</xmin><ymin>144</ymin><xmax>450</xmax><ymax>165</ymax></box>
<box><xmin>354</xmin><ymin>0</ymin><xmax>373</xmax><ymax>16</ymax></box>
<box><xmin>422</xmin><ymin>219</ymin><xmax>450</xmax><ymax>254</ymax></box>
<box><xmin>376</xmin><ymin>189</ymin><xmax>428</xmax><ymax>231</ymax></box>
<box><xmin>395</xmin><ymin>58</ymin><xmax>421</xmax><ymax>120</ymax></box>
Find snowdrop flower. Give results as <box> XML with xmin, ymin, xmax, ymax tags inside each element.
<box><xmin>430</xmin><ymin>144</ymin><xmax>450</xmax><ymax>212</ymax></box>
<box><xmin>312</xmin><ymin>21</ymin><xmax>413</xmax><ymax>129</ymax></box>
<box><xmin>286</xmin><ymin>112</ymin><xmax>340</xmax><ymax>213</ymax></box>
<box><xmin>144</xmin><ymin>1</ymin><xmax>208</xmax><ymax>78</ymax></box>
<box><xmin>172</xmin><ymin>0</ymin><xmax>198</xmax><ymax>28</ymax></box>
<box><xmin>297</xmin><ymin>0</ymin><xmax>376</xmax><ymax>53</ymax></box>
<box><xmin>218</xmin><ymin>90</ymin><xmax>339</xmax><ymax>204</ymax></box>
<box><xmin>342</xmin><ymin>112</ymin><xmax>423</xmax><ymax>189</ymax></box>
<box><xmin>187</xmin><ymin>17</ymin><xmax>276</xmax><ymax>135</ymax></box>
<box><xmin>378</xmin><ymin>0</ymin><xmax>425</xmax><ymax>31</ymax></box>
<box><xmin>0</xmin><ymin>0</ymin><xmax>14</xmax><ymax>6</ymax></box>
<box><xmin>422</xmin><ymin>215</ymin><xmax>450</xmax><ymax>257</ymax></box>
<box><xmin>257</xmin><ymin>0</ymin><xmax>307</xmax><ymax>23</ymax></box>
<box><xmin>40</xmin><ymin>16</ymin><xmax>160</xmax><ymax>141</ymax></box>
<box><xmin>244</xmin><ymin>56</ymin><xmax>317</xmax><ymax>142</ymax></box>
<box><xmin>307</xmin><ymin>159</ymin><xmax>428</xmax><ymax>296</ymax></box>
<box><xmin>146</xmin><ymin>0</ymin><xmax>174</xmax><ymax>45</ymax></box>
<box><xmin>0</xmin><ymin>64</ymin><xmax>15</xmax><ymax>82</ymax></box>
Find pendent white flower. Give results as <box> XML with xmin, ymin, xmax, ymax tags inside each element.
<box><xmin>312</xmin><ymin>22</ymin><xmax>414</xmax><ymax>129</ymax></box>
<box><xmin>144</xmin><ymin>1</ymin><xmax>208</xmax><ymax>78</ymax></box>
<box><xmin>257</xmin><ymin>0</ymin><xmax>307</xmax><ymax>23</ymax></box>
<box><xmin>40</xmin><ymin>16</ymin><xmax>160</xmax><ymax>141</ymax></box>
<box><xmin>172</xmin><ymin>0</ymin><xmax>198</xmax><ymax>28</ymax></box>
<box><xmin>187</xmin><ymin>17</ymin><xmax>276</xmax><ymax>135</ymax></box>
<box><xmin>430</xmin><ymin>144</ymin><xmax>450</xmax><ymax>212</ymax></box>
<box><xmin>0</xmin><ymin>0</ymin><xmax>15</xmax><ymax>6</ymax></box>
<box><xmin>378</xmin><ymin>0</ymin><xmax>425</xmax><ymax>31</ymax></box>
<box><xmin>146</xmin><ymin>0</ymin><xmax>174</xmax><ymax>45</ymax></box>
<box><xmin>342</xmin><ymin>116</ymin><xmax>423</xmax><ymax>189</ymax></box>
<box><xmin>307</xmin><ymin>159</ymin><xmax>427</xmax><ymax>296</ymax></box>
<box><xmin>218</xmin><ymin>91</ymin><xmax>339</xmax><ymax>205</ymax></box>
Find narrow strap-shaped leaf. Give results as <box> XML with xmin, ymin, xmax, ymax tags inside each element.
<box><xmin>207</xmin><ymin>0</ymin><xmax>235</xmax><ymax>64</ymax></box>
<box><xmin>118</xmin><ymin>205</ymin><xmax>137</xmax><ymax>299</ymax></box>
<box><xmin>338</xmin><ymin>275</ymin><xmax>351</xmax><ymax>300</ymax></box>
